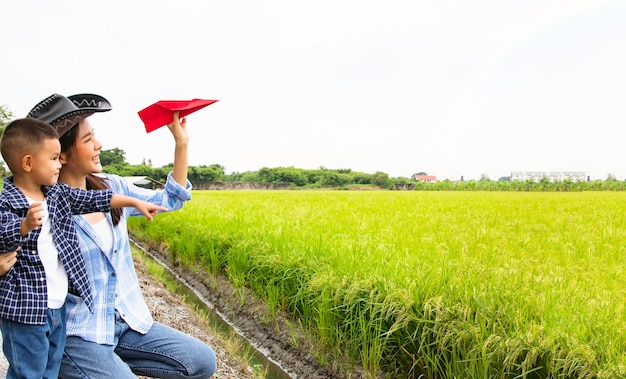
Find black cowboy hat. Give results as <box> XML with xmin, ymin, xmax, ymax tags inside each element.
<box><xmin>27</xmin><ymin>93</ymin><xmax>112</xmax><ymax>136</ymax></box>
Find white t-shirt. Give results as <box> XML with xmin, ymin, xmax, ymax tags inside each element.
<box><xmin>27</xmin><ymin>198</ymin><xmax>68</xmax><ymax>309</ymax></box>
<box><xmin>91</xmin><ymin>217</ymin><xmax>114</xmax><ymax>255</ymax></box>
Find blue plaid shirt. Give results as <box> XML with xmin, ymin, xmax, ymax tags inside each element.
<box><xmin>0</xmin><ymin>177</ymin><xmax>113</xmax><ymax>325</ymax></box>
<box><xmin>65</xmin><ymin>172</ymin><xmax>191</xmax><ymax>344</ymax></box>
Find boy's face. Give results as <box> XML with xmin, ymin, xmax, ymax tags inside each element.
<box><xmin>31</xmin><ymin>138</ymin><xmax>63</xmax><ymax>186</ymax></box>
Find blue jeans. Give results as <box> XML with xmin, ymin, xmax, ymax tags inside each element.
<box><xmin>1</xmin><ymin>306</ymin><xmax>67</xmax><ymax>379</ymax></box>
<box><xmin>59</xmin><ymin>313</ymin><xmax>216</xmax><ymax>379</ymax></box>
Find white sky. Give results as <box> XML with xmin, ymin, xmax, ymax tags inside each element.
<box><xmin>1</xmin><ymin>0</ymin><xmax>625</xmax><ymax>181</ymax></box>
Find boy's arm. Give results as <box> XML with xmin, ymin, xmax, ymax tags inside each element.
<box><xmin>110</xmin><ymin>194</ymin><xmax>168</xmax><ymax>221</ymax></box>
<box><xmin>0</xmin><ymin>212</ymin><xmax>29</xmax><ymax>252</ymax></box>
<box><xmin>66</xmin><ymin>185</ymin><xmax>166</xmax><ymax>219</ymax></box>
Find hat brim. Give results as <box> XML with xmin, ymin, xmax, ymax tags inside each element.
<box><xmin>52</xmin><ymin>110</ymin><xmax>96</xmax><ymax>137</ymax></box>
<box><xmin>57</xmin><ymin>94</ymin><xmax>112</xmax><ymax>136</ymax></box>
<box><xmin>68</xmin><ymin>94</ymin><xmax>112</xmax><ymax>113</ymax></box>
<box><xmin>27</xmin><ymin>93</ymin><xmax>112</xmax><ymax>137</ymax></box>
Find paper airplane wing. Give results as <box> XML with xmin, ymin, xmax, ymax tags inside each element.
<box><xmin>138</xmin><ymin>98</ymin><xmax>219</xmax><ymax>133</ymax></box>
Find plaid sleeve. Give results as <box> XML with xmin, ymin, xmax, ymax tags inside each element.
<box><xmin>105</xmin><ymin>173</ymin><xmax>191</xmax><ymax>216</ymax></box>
<box><xmin>66</xmin><ymin>186</ymin><xmax>114</xmax><ymax>215</ymax></box>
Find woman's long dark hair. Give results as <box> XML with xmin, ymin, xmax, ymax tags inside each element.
<box><xmin>60</xmin><ymin>124</ymin><xmax>123</xmax><ymax>226</ymax></box>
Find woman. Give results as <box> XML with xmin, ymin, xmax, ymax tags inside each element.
<box><xmin>26</xmin><ymin>93</ymin><xmax>217</xmax><ymax>379</ymax></box>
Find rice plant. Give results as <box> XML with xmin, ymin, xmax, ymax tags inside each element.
<box><xmin>129</xmin><ymin>190</ymin><xmax>626</xmax><ymax>378</ymax></box>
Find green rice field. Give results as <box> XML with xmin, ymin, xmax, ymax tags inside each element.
<box><xmin>128</xmin><ymin>190</ymin><xmax>626</xmax><ymax>378</ymax></box>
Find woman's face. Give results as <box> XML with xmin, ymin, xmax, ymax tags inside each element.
<box><xmin>59</xmin><ymin>119</ymin><xmax>104</xmax><ymax>175</ymax></box>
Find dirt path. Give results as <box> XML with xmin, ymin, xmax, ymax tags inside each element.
<box><xmin>0</xmin><ymin>255</ymin><xmax>254</xmax><ymax>379</ymax></box>
<box><xmin>131</xmin><ymin>237</ymin><xmax>355</xmax><ymax>379</ymax></box>
<box><xmin>134</xmin><ymin>254</ymin><xmax>256</xmax><ymax>379</ymax></box>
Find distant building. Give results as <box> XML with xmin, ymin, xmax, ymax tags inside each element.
<box><xmin>412</xmin><ymin>174</ymin><xmax>438</xmax><ymax>183</ymax></box>
<box><xmin>124</xmin><ymin>176</ymin><xmax>164</xmax><ymax>190</ymax></box>
<box><xmin>510</xmin><ymin>171</ymin><xmax>586</xmax><ymax>182</ymax></box>
<box><xmin>393</xmin><ymin>183</ymin><xmax>416</xmax><ymax>190</ymax></box>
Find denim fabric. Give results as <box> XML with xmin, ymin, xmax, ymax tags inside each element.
<box><xmin>65</xmin><ymin>172</ymin><xmax>191</xmax><ymax>344</ymax></box>
<box><xmin>60</xmin><ymin>315</ymin><xmax>216</xmax><ymax>379</ymax></box>
<box><xmin>1</xmin><ymin>306</ymin><xmax>67</xmax><ymax>379</ymax></box>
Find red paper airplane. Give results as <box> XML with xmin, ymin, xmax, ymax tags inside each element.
<box><xmin>137</xmin><ymin>98</ymin><xmax>219</xmax><ymax>133</ymax></box>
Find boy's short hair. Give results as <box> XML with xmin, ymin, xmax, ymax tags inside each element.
<box><xmin>0</xmin><ymin>118</ymin><xmax>60</xmax><ymax>173</ymax></box>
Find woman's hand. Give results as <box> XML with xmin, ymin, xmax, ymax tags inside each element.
<box><xmin>167</xmin><ymin>110</ymin><xmax>190</xmax><ymax>186</ymax></box>
<box><xmin>133</xmin><ymin>200</ymin><xmax>168</xmax><ymax>221</ymax></box>
<box><xmin>166</xmin><ymin>111</ymin><xmax>189</xmax><ymax>146</ymax></box>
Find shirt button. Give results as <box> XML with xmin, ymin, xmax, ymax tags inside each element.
<box><xmin>39</xmin><ymin>277</ymin><xmax>45</xmax><ymax>281</ymax></box>
<box><xmin>111</xmin><ymin>273</ymin><xmax>116</xmax><ymax>277</ymax></box>
<box><xmin>32</xmin><ymin>250</ymin><xmax>37</xmax><ymax>255</ymax></box>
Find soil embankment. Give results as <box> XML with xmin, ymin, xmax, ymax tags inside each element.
<box><xmin>130</xmin><ymin>235</ymin><xmax>350</xmax><ymax>379</ymax></box>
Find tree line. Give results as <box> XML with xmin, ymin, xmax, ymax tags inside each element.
<box><xmin>100</xmin><ymin>146</ymin><xmax>398</xmax><ymax>188</ymax></box>
<box><xmin>100</xmin><ymin>147</ymin><xmax>626</xmax><ymax>191</ymax></box>
<box><xmin>1</xmin><ymin>105</ymin><xmax>624</xmax><ymax>191</ymax></box>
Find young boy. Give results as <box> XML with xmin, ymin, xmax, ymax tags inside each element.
<box><xmin>0</xmin><ymin>117</ymin><xmax>167</xmax><ymax>378</ymax></box>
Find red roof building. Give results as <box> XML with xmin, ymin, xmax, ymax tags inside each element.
<box><xmin>412</xmin><ymin>174</ymin><xmax>438</xmax><ymax>183</ymax></box>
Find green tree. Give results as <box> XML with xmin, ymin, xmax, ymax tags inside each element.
<box><xmin>351</xmin><ymin>172</ymin><xmax>374</xmax><ymax>185</ymax></box>
<box><xmin>0</xmin><ymin>105</ymin><xmax>14</xmax><ymax>177</ymax></box>
<box><xmin>188</xmin><ymin>165</ymin><xmax>223</xmax><ymax>182</ymax></box>
<box><xmin>128</xmin><ymin>164</ymin><xmax>154</xmax><ymax>177</ymax></box>
<box><xmin>372</xmin><ymin>171</ymin><xmax>390</xmax><ymax>188</ymax></box>
<box><xmin>273</xmin><ymin>167</ymin><xmax>308</xmax><ymax>186</ymax></box>
<box><xmin>151</xmin><ymin>167</ymin><xmax>170</xmax><ymax>182</ymax></box>
<box><xmin>239</xmin><ymin>171</ymin><xmax>261</xmax><ymax>182</ymax></box>
<box><xmin>319</xmin><ymin>171</ymin><xmax>348</xmax><ymax>187</ymax></box>
<box><xmin>100</xmin><ymin>148</ymin><xmax>127</xmax><ymax>166</ymax></box>
<box><xmin>539</xmin><ymin>176</ymin><xmax>552</xmax><ymax>191</ymax></box>
<box><xmin>0</xmin><ymin>104</ymin><xmax>13</xmax><ymax>130</ymax></box>
<box><xmin>102</xmin><ymin>163</ymin><xmax>133</xmax><ymax>176</ymax></box>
